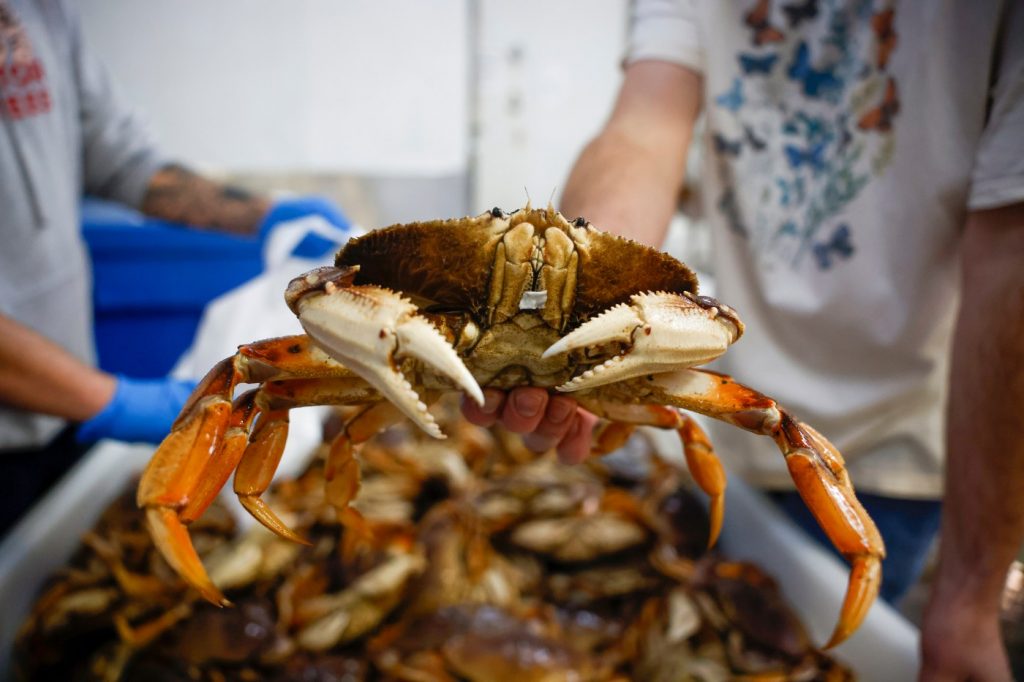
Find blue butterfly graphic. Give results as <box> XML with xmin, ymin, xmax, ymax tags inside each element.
<box><xmin>784</xmin><ymin>141</ymin><xmax>827</xmax><ymax>172</ymax></box>
<box><xmin>716</xmin><ymin>77</ymin><xmax>745</xmax><ymax>112</ymax></box>
<box><xmin>777</xmin><ymin>220</ymin><xmax>799</xmax><ymax>236</ymax></box>
<box><xmin>787</xmin><ymin>41</ymin><xmax>841</xmax><ymax>98</ymax></box>
<box><xmin>739</xmin><ymin>52</ymin><xmax>779</xmax><ymax>75</ymax></box>
<box><xmin>776</xmin><ymin>177</ymin><xmax>805</xmax><ymax>207</ymax></box>
<box><xmin>813</xmin><ymin>223</ymin><xmax>855</xmax><ymax>269</ymax></box>
<box><xmin>794</xmin><ymin>111</ymin><xmax>828</xmax><ymax>141</ymax></box>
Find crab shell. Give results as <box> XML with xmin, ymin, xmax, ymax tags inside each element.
<box><xmin>336</xmin><ymin>205</ymin><xmax>705</xmax><ymax>337</ymax></box>
<box><xmin>138</xmin><ymin>205</ymin><xmax>883</xmax><ymax>650</ymax></box>
<box><xmin>285</xmin><ymin>205</ymin><xmax>742</xmax><ymax>433</ymax></box>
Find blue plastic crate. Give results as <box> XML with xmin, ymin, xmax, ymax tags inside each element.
<box><xmin>82</xmin><ymin>198</ymin><xmax>264</xmax><ymax>378</ymax></box>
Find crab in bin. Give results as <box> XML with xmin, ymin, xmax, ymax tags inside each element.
<box><xmin>138</xmin><ymin>205</ymin><xmax>885</xmax><ymax>648</ymax></box>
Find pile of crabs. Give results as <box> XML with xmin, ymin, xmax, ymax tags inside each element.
<box><xmin>17</xmin><ymin>205</ymin><xmax>884</xmax><ymax>680</ymax></box>
<box><xmin>15</xmin><ymin>401</ymin><xmax>853</xmax><ymax>681</ymax></box>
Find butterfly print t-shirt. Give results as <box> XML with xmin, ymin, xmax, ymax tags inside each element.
<box><xmin>627</xmin><ymin>0</ymin><xmax>1024</xmax><ymax>498</ymax></box>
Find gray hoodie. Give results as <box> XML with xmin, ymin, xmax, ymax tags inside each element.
<box><xmin>1</xmin><ymin>0</ymin><xmax>164</xmax><ymax>448</ymax></box>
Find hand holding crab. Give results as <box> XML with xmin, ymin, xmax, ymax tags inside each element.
<box><xmin>138</xmin><ymin>205</ymin><xmax>884</xmax><ymax>648</ymax></box>
<box><xmin>462</xmin><ymin>386</ymin><xmax>598</xmax><ymax>464</ymax></box>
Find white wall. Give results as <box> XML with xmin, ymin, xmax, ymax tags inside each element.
<box><xmin>79</xmin><ymin>0</ymin><xmax>470</xmax><ymax>176</ymax></box>
<box><xmin>472</xmin><ymin>0</ymin><xmax>629</xmax><ymax>211</ymax></box>
<box><xmin>79</xmin><ymin>1</ymin><xmax>631</xmax><ymax>213</ymax></box>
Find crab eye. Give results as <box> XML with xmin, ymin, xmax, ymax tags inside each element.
<box><xmin>573</xmin><ymin>216</ymin><xmax>587</xmax><ymax>227</ymax></box>
<box><xmin>490</xmin><ymin>207</ymin><xmax>505</xmax><ymax>218</ymax></box>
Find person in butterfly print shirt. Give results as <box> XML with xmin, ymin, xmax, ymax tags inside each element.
<box><xmin>464</xmin><ymin>1</ymin><xmax>1024</xmax><ymax>679</ymax></box>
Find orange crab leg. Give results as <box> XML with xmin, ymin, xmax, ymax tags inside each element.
<box><xmin>326</xmin><ymin>402</ymin><xmax>407</xmax><ymax>559</ymax></box>
<box><xmin>590</xmin><ymin>421</ymin><xmax>636</xmax><ymax>457</ymax></box>
<box><xmin>579</xmin><ymin>400</ymin><xmax>728</xmax><ymax>548</ymax></box>
<box><xmin>676</xmin><ymin>413</ymin><xmax>727</xmax><ymax>549</ymax></box>
<box><xmin>233</xmin><ymin>406</ymin><xmax>306</xmax><ymax>544</ymax></box>
<box><xmin>230</xmin><ymin>378</ymin><xmax>389</xmax><ymax>545</ymax></box>
<box><xmin>139</xmin><ymin>336</ymin><xmax>377</xmax><ymax>604</ymax></box>
<box><xmin>145</xmin><ymin>507</ymin><xmax>227</xmax><ymax>605</ymax></box>
<box><xmin>776</xmin><ymin>413</ymin><xmax>882</xmax><ymax>648</ymax></box>
<box><xmin>137</xmin><ymin>357</ymin><xmax>238</xmax><ymax>510</ymax></box>
<box><xmin>139</xmin><ymin>335</ymin><xmax>345</xmax><ymax>514</ymax></box>
<box><xmin>179</xmin><ymin>389</ymin><xmax>260</xmax><ymax>524</ymax></box>
<box><xmin>643</xmin><ymin>368</ymin><xmax>885</xmax><ymax>648</ymax></box>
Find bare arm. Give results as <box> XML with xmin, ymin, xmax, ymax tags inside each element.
<box><xmin>465</xmin><ymin>60</ymin><xmax>703</xmax><ymax>461</ymax></box>
<box><xmin>561</xmin><ymin>60</ymin><xmax>703</xmax><ymax>247</ymax></box>
<box><xmin>0</xmin><ymin>314</ymin><xmax>115</xmax><ymax>421</ymax></box>
<box><xmin>0</xmin><ymin>165</ymin><xmax>268</xmax><ymax>432</ymax></box>
<box><xmin>140</xmin><ymin>164</ymin><xmax>271</xmax><ymax>235</ymax></box>
<box><xmin>920</xmin><ymin>202</ymin><xmax>1024</xmax><ymax>681</ymax></box>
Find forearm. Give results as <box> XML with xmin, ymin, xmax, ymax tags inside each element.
<box><xmin>140</xmin><ymin>164</ymin><xmax>271</xmax><ymax>235</ymax></box>
<box><xmin>562</xmin><ymin>130</ymin><xmax>690</xmax><ymax>247</ymax></box>
<box><xmin>0</xmin><ymin>315</ymin><xmax>115</xmax><ymax>421</ymax></box>
<box><xmin>561</xmin><ymin>61</ymin><xmax>702</xmax><ymax>247</ymax></box>
<box><xmin>936</xmin><ymin>203</ymin><xmax>1024</xmax><ymax>604</ymax></box>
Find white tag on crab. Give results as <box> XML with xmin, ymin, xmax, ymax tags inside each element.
<box><xmin>519</xmin><ymin>290</ymin><xmax>548</xmax><ymax>310</ymax></box>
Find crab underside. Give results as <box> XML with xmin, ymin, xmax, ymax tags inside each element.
<box><xmin>138</xmin><ymin>205</ymin><xmax>884</xmax><ymax>648</ymax></box>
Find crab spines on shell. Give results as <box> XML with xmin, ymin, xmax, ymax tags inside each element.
<box><xmin>548</xmin><ymin>291</ymin><xmax>743</xmax><ymax>392</ymax></box>
<box><xmin>292</xmin><ymin>279</ymin><xmax>483</xmax><ymax>438</ymax></box>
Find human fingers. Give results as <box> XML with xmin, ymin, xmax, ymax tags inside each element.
<box><xmin>556</xmin><ymin>408</ymin><xmax>600</xmax><ymax>465</ymax></box>
<box><xmin>500</xmin><ymin>387</ymin><xmax>549</xmax><ymax>433</ymax></box>
<box><xmin>522</xmin><ymin>395</ymin><xmax>579</xmax><ymax>453</ymax></box>
<box><xmin>461</xmin><ymin>389</ymin><xmax>505</xmax><ymax>427</ymax></box>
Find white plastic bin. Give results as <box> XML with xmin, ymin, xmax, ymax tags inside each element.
<box><xmin>0</xmin><ymin>437</ymin><xmax>919</xmax><ymax>680</ymax></box>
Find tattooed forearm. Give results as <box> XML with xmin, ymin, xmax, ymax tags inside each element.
<box><xmin>140</xmin><ymin>164</ymin><xmax>270</xmax><ymax>234</ymax></box>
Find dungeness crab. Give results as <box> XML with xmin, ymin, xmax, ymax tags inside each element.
<box><xmin>138</xmin><ymin>205</ymin><xmax>884</xmax><ymax>647</ymax></box>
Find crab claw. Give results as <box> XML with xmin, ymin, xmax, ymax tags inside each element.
<box><xmin>546</xmin><ymin>292</ymin><xmax>742</xmax><ymax>392</ymax></box>
<box><xmin>543</xmin><ymin>301</ymin><xmax>642</xmax><ymax>358</ymax></box>
<box><xmin>395</xmin><ymin>316</ymin><xmax>485</xmax><ymax>408</ymax></box>
<box><xmin>294</xmin><ymin>281</ymin><xmax>483</xmax><ymax>437</ymax></box>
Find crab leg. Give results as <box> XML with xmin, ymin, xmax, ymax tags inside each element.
<box><xmin>580</xmin><ymin>401</ymin><xmax>727</xmax><ymax>548</ymax></box>
<box><xmin>640</xmin><ymin>368</ymin><xmax>885</xmax><ymax>648</ymax></box>
<box><xmin>138</xmin><ymin>335</ymin><xmax>378</xmax><ymax>604</ymax></box>
<box><xmin>140</xmin><ymin>335</ymin><xmax>359</xmax><ymax>514</ymax></box>
<box><xmin>590</xmin><ymin>421</ymin><xmax>637</xmax><ymax>457</ymax></box>
<box><xmin>326</xmin><ymin>402</ymin><xmax>407</xmax><ymax>559</ymax></box>
<box><xmin>179</xmin><ymin>389</ymin><xmax>260</xmax><ymax>524</ymax></box>
<box><xmin>233</xmin><ymin>405</ymin><xmax>303</xmax><ymax>543</ymax></box>
<box><xmin>136</xmin><ymin>393</ymin><xmax>262</xmax><ymax>606</ymax></box>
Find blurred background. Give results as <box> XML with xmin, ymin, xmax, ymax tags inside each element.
<box><xmin>80</xmin><ymin>0</ymin><xmax>718</xmax><ymax>379</ymax></box>
<box><xmin>81</xmin><ymin>0</ymin><xmax>632</xmax><ymax>227</ymax></box>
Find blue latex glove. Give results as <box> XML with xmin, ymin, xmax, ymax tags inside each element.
<box><xmin>76</xmin><ymin>376</ymin><xmax>199</xmax><ymax>445</ymax></box>
<box><xmin>258</xmin><ymin>195</ymin><xmax>350</xmax><ymax>259</ymax></box>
